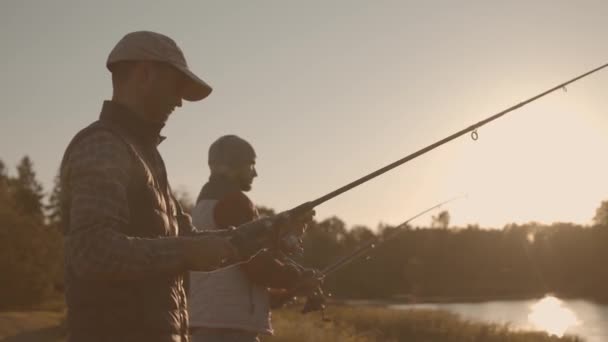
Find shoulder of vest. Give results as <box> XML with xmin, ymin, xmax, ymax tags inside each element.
<box><xmin>60</xmin><ymin>120</ymin><xmax>138</xmax><ymax>172</ymax></box>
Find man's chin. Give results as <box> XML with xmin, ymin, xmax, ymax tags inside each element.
<box><xmin>147</xmin><ymin>112</ymin><xmax>170</xmax><ymax>124</ymax></box>
<box><xmin>240</xmin><ymin>183</ymin><xmax>253</xmax><ymax>192</ymax></box>
<box><xmin>159</xmin><ymin>112</ymin><xmax>171</xmax><ymax>123</ymax></box>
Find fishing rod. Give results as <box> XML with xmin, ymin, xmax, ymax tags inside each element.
<box><xmin>273</xmin><ymin>61</ymin><xmax>608</xmax><ymax>313</ymax></box>
<box><xmin>321</xmin><ymin>195</ymin><xmax>465</xmax><ymax>277</ymax></box>
<box><xmin>276</xmin><ymin>196</ymin><xmax>464</xmax><ymax>315</ymax></box>
<box><xmin>284</xmin><ymin>63</ymin><xmax>608</xmax><ymax>227</ymax></box>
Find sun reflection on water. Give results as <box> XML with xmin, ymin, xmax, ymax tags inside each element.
<box><xmin>528</xmin><ymin>295</ymin><xmax>580</xmax><ymax>337</ymax></box>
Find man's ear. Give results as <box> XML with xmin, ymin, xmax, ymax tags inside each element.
<box><xmin>132</xmin><ymin>61</ymin><xmax>156</xmax><ymax>87</ymax></box>
<box><xmin>210</xmin><ymin>164</ymin><xmax>234</xmax><ymax>177</ymax></box>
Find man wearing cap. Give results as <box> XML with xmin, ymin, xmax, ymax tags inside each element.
<box><xmin>188</xmin><ymin>135</ymin><xmax>320</xmax><ymax>342</ymax></box>
<box><xmin>60</xmin><ymin>31</ymin><xmax>313</xmax><ymax>342</ymax></box>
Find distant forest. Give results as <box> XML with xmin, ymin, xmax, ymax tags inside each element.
<box><xmin>2</xmin><ymin>155</ymin><xmax>608</xmax><ymax>309</ymax></box>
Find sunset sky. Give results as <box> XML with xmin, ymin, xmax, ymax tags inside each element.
<box><xmin>2</xmin><ymin>1</ymin><xmax>608</xmax><ymax>229</ymax></box>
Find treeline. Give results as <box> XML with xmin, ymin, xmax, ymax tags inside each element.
<box><xmin>298</xmin><ymin>218</ymin><xmax>608</xmax><ymax>301</ymax></box>
<box><xmin>0</xmin><ymin>157</ymin><xmax>62</xmax><ymax>309</ymax></box>
<box><xmin>1</xmin><ymin>155</ymin><xmax>608</xmax><ymax>309</ymax></box>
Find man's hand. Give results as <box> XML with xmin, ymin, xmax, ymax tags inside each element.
<box><xmin>293</xmin><ymin>268</ymin><xmax>324</xmax><ymax>296</ymax></box>
<box><xmin>277</xmin><ymin>209</ymin><xmax>315</xmax><ymax>235</ymax></box>
<box><xmin>183</xmin><ymin>235</ymin><xmax>238</xmax><ymax>271</ymax></box>
<box><xmin>229</xmin><ymin>209</ymin><xmax>316</xmax><ymax>260</ymax></box>
<box><xmin>274</xmin><ymin>209</ymin><xmax>315</xmax><ymax>255</ymax></box>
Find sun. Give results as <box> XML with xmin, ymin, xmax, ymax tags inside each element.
<box><xmin>528</xmin><ymin>295</ymin><xmax>579</xmax><ymax>337</ymax></box>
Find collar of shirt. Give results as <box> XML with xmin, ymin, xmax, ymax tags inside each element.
<box><xmin>99</xmin><ymin>100</ymin><xmax>167</xmax><ymax>146</ymax></box>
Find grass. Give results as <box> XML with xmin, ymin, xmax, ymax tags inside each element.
<box><xmin>0</xmin><ymin>311</ymin><xmax>64</xmax><ymax>342</ymax></box>
<box><xmin>262</xmin><ymin>305</ymin><xmax>584</xmax><ymax>342</ymax></box>
<box><xmin>0</xmin><ymin>302</ymin><xmax>583</xmax><ymax>342</ymax></box>
<box><xmin>0</xmin><ymin>294</ymin><xmax>65</xmax><ymax>342</ymax></box>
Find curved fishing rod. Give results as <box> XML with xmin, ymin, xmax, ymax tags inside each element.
<box><xmin>275</xmin><ymin>196</ymin><xmax>464</xmax><ymax>315</ymax></box>
<box><xmin>294</xmin><ymin>196</ymin><xmax>466</xmax><ymax>316</ymax></box>
<box><xmin>321</xmin><ymin>195</ymin><xmax>465</xmax><ymax>277</ymax></box>
<box><xmin>273</xmin><ymin>62</ymin><xmax>608</xmax><ymax>311</ymax></box>
<box><xmin>287</xmin><ymin>63</ymin><xmax>608</xmax><ymax>219</ymax></box>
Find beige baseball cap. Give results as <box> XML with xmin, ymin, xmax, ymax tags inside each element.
<box><xmin>106</xmin><ymin>31</ymin><xmax>212</xmax><ymax>101</ymax></box>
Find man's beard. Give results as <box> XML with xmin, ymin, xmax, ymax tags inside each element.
<box><xmin>239</xmin><ymin>178</ymin><xmax>253</xmax><ymax>192</ymax></box>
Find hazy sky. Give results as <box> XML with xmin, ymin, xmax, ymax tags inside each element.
<box><xmin>2</xmin><ymin>1</ymin><xmax>608</xmax><ymax>229</ymax></box>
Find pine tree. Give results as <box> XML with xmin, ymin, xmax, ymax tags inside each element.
<box><xmin>0</xmin><ymin>159</ymin><xmax>8</xmax><ymax>199</ymax></box>
<box><xmin>431</xmin><ymin>210</ymin><xmax>451</xmax><ymax>229</ymax></box>
<box><xmin>12</xmin><ymin>156</ymin><xmax>45</xmax><ymax>223</ymax></box>
<box><xmin>0</xmin><ymin>157</ymin><xmax>63</xmax><ymax>308</ymax></box>
<box><xmin>593</xmin><ymin>200</ymin><xmax>608</xmax><ymax>227</ymax></box>
<box><xmin>46</xmin><ymin>172</ymin><xmax>62</xmax><ymax>229</ymax></box>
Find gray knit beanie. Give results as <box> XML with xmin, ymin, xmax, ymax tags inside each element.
<box><xmin>208</xmin><ymin>135</ymin><xmax>256</xmax><ymax>168</ymax></box>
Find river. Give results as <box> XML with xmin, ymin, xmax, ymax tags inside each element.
<box><xmin>390</xmin><ymin>295</ymin><xmax>608</xmax><ymax>342</ymax></box>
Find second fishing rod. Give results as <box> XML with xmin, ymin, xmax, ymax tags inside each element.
<box><xmin>277</xmin><ymin>196</ymin><xmax>464</xmax><ymax>315</ymax></box>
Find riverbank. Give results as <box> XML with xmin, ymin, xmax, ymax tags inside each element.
<box><xmin>263</xmin><ymin>305</ymin><xmax>582</xmax><ymax>341</ymax></box>
<box><xmin>0</xmin><ymin>301</ymin><xmax>583</xmax><ymax>341</ymax></box>
<box><xmin>340</xmin><ymin>291</ymin><xmax>608</xmax><ymax>306</ymax></box>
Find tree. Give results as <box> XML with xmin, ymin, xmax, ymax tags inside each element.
<box><xmin>431</xmin><ymin>210</ymin><xmax>450</xmax><ymax>229</ymax></box>
<box><xmin>12</xmin><ymin>156</ymin><xmax>45</xmax><ymax>223</ymax></box>
<box><xmin>0</xmin><ymin>158</ymin><xmax>63</xmax><ymax>308</ymax></box>
<box><xmin>302</xmin><ymin>216</ymin><xmax>348</xmax><ymax>269</ymax></box>
<box><xmin>347</xmin><ymin>225</ymin><xmax>375</xmax><ymax>245</ymax></box>
<box><xmin>593</xmin><ymin>200</ymin><xmax>608</xmax><ymax>227</ymax></box>
<box><xmin>0</xmin><ymin>203</ymin><xmax>63</xmax><ymax>308</ymax></box>
<box><xmin>256</xmin><ymin>205</ymin><xmax>276</xmax><ymax>217</ymax></box>
<box><xmin>46</xmin><ymin>172</ymin><xmax>62</xmax><ymax>229</ymax></box>
<box><xmin>0</xmin><ymin>159</ymin><xmax>8</xmax><ymax>200</ymax></box>
<box><xmin>172</xmin><ymin>186</ymin><xmax>194</xmax><ymax>214</ymax></box>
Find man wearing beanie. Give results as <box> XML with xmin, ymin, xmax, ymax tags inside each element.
<box><xmin>60</xmin><ymin>31</ymin><xmax>313</xmax><ymax>342</ymax></box>
<box><xmin>189</xmin><ymin>135</ymin><xmax>320</xmax><ymax>342</ymax></box>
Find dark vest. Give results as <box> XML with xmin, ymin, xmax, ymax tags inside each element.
<box><xmin>61</xmin><ymin>103</ymin><xmax>188</xmax><ymax>342</ymax></box>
